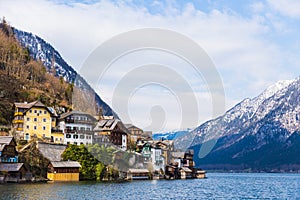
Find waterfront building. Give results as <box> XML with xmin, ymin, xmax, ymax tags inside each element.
<box><xmin>0</xmin><ymin>136</ymin><xmax>27</xmax><ymax>183</ymax></box>
<box><xmin>140</xmin><ymin>141</ymin><xmax>165</xmax><ymax>173</ymax></box>
<box><xmin>94</xmin><ymin>118</ymin><xmax>129</xmax><ymax>150</ymax></box>
<box><xmin>125</xmin><ymin>124</ymin><xmax>153</xmax><ymax>144</ymax></box>
<box><xmin>58</xmin><ymin>111</ymin><xmax>97</xmax><ymax>145</ymax></box>
<box><xmin>47</xmin><ymin>161</ymin><xmax>81</xmax><ymax>181</ymax></box>
<box><xmin>0</xmin><ymin>163</ymin><xmax>27</xmax><ymax>183</ymax></box>
<box><xmin>153</xmin><ymin>140</ymin><xmax>174</xmax><ymax>166</ymax></box>
<box><xmin>0</xmin><ymin>136</ymin><xmax>18</xmax><ymax>163</ymax></box>
<box><xmin>13</xmin><ymin>101</ymin><xmax>56</xmax><ymax>141</ymax></box>
<box><xmin>127</xmin><ymin>168</ymin><xmax>150</xmax><ymax>180</ymax></box>
<box><xmin>150</xmin><ymin>144</ymin><xmax>165</xmax><ymax>173</ymax></box>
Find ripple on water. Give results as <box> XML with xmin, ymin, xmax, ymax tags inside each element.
<box><xmin>0</xmin><ymin>173</ymin><xmax>299</xmax><ymax>200</ymax></box>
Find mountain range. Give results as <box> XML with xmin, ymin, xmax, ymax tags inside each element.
<box><xmin>11</xmin><ymin>24</ymin><xmax>300</xmax><ymax>172</ymax></box>
<box><xmin>175</xmin><ymin>78</ymin><xmax>300</xmax><ymax>172</ymax></box>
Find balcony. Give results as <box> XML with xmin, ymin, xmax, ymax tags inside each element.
<box><xmin>65</xmin><ymin>119</ymin><xmax>95</xmax><ymax>125</ymax></box>
<box><xmin>51</xmin><ymin>128</ymin><xmax>63</xmax><ymax>134</ymax></box>
<box><xmin>14</xmin><ymin>112</ymin><xmax>23</xmax><ymax>116</ymax></box>
<box><xmin>77</xmin><ymin>130</ymin><xmax>94</xmax><ymax>134</ymax></box>
<box><xmin>13</xmin><ymin>119</ymin><xmax>24</xmax><ymax>124</ymax></box>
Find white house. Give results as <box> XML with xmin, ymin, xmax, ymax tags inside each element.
<box><xmin>58</xmin><ymin>111</ymin><xmax>97</xmax><ymax>145</ymax></box>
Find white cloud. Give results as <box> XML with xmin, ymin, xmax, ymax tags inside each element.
<box><xmin>267</xmin><ymin>0</ymin><xmax>300</xmax><ymax>18</ymax></box>
<box><xmin>0</xmin><ymin>0</ymin><xmax>298</xmax><ymax>131</ymax></box>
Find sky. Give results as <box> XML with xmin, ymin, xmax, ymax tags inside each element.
<box><xmin>0</xmin><ymin>0</ymin><xmax>300</xmax><ymax>132</ymax></box>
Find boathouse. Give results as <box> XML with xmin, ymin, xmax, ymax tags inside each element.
<box><xmin>127</xmin><ymin>168</ymin><xmax>150</xmax><ymax>180</ymax></box>
<box><xmin>0</xmin><ymin>163</ymin><xmax>27</xmax><ymax>183</ymax></box>
<box><xmin>47</xmin><ymin>161</ymin><xmax>81</xmax><ymax>181</ymax></box>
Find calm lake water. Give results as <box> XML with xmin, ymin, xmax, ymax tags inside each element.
<box><xmin>0</xmin><ymin>173</ymin><xmax>299</xmax><ymax>199</ymax></box>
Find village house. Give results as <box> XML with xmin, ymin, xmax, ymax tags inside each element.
<box><xmin>0</xmin><ymin>136</ymin><xmax>27</xmax><ymax>183</ymax></box>
<box><xmin>126</xmin><ymin>168</ymin><xmax>150</xmax><ymax>180</ymax></box>
<box><xmin>47</xmin><ymin>161</ymin><xmax>81</xmax><ymax>181</ymax></box>
<box><xmin>167</xmin><ymin>149</ymin><xmax>206</xmax><ymax>179</ymax></box>
<box><xmin>94</xmin><ymin>118</ymin><xmax>129</xmax><ymax>150</ymax></box>
<box><xmin>0</xmin><ymin>136</ymin><xmax>18</xmax><ymax>163</ymax></box>
<box><xmin>139</xmin><ymin>141</ymin><xmax>165</xmax><ymax>174</ymax></box>
<box><xmin>153</xmin><ymin>140</ymin><xmax>174</xmax><ymax>166</ymax></box>
<box><xmin>13</xmin><ymin>101</ymin><xmax>57</xmax><ymax>141</ymax></box>
<box><xmin>58</xmin><ymin>110</ymin><xmax>97</xmax><ymax>145</ymax></box>
<box><xmin>0</xmin><ymin>163</ymin><xmax>27</xmax><ymax>183</ymax></box>
<box><xmin>125</xmin><ymin>124</ymin><xmax>153</xmax><ymax>144</ymax></box>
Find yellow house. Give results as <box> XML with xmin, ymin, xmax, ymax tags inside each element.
<box><xmin>50</xmin><ymin>130</ymin><xmax>64</xmax><ymax>144</ymax></box>
<box><xmin>47</xmin><ymin>161</ymin><xmax>81</xmax><ymax>181</ymax></box>
<box><xmin>13</xmin><ymin>101</ymin><xmax>56</xmax><ymax>141</ymax></box>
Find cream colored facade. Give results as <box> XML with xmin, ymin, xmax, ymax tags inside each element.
<box><xmin>13</xmin><ymin>101</ymin><xmax>55</xmax><ymax>141</ymax></box>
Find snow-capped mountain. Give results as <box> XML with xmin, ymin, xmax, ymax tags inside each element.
<box><xmin>153</xmin><ymin>128</ymin><xmax>192</xmax><ymax>140</ymax></box>
<box><xmin>13</xmin><ymin>28</ymin><xmax>115</xmax><ymax>117</ymax></box>
<box><xmin>175</xmin><ymin>77</ymin><xmax>300</xmax><ymax>172</ymax></box>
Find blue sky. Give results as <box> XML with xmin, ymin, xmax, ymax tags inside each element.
<box><xmin>1</xmin><ymin>0</ymin><xmax>300</xmax><ymax>131</ymax></box>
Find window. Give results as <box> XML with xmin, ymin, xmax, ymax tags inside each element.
<box><xmin>34</xmin><ymin>118</ymin><xmax>37</xmax><ymax>122</ymax></box>
<box><xmin>80</xmin><ymin>135</ymin><xmax>84</xmax><ymax>139</ymax></box>
<box><xmin>29</xmin><ymin>110</ymin><xmax>32</xmax><ymax>113</ymax></box>
<box><xmin>27</xmin><ymin>117</ymin><xmax>30</xmax><ymax>121</ymax></box>
<box><xmin>44</xmin><ymin>111</ymin><xmax>47</xmax><ymax>114</ymax></box>
<box><xmin>34</xmin><ymin>110</ymin><xmax>37</xmax><ymax>113</ymax></box>
<box><xmin>55</xmin><ymin>138</ymin><xmax>58</xmax><ymax>141</ymax></box>
<box><xmin>43</xmin><ymin>126</ymin><xmax>46</xmax><ymax>130</ymax></box>
<box><xmin>34</xmin><ymin>126</ymin><xmax>37</xmax><ymax>130</ymax></box>
<box><xmin>26</xmin><ymin>125</ymin><xmax>29</xmax><ymax>129</ymax></box>
<box><xmin>80</xmin><ymin>142</ymin><xmax>83</xmax><ymax>145</ymax></box>
<box><xmin>67</xmin><ymin>142</ymin><xmax>70</xmax><ymax>145</ymax></box>
<box><xmin>73</xmin><ymin>135</ymin><xmax>78</xmax><ymax>139</ymax></box>
<box><xmin>25</xmin><ymin>133</ymin><xmax>30</xmax><ymax>140</ymax></box>
<box><xmin>60</xmin><ymin>138</ymin><xmax>62</xmax><ymax>141</ymax></box>
<box><xmin>39</xmin><ymin>110</ymin><xmax>42</xmax><ymax>114</ymax></box>
<box><xmin>43</xmin><ymin>134</ymin><xmax>45</xmax><ymax>138</ymax></box>
<box><xmin>86</xmin><ymin>127</ymin><xmax>90</xmax><ymax>131</ymax></box>
<box><xmin>66</xmin><ymin>134</ymin><xmax>71</xmax><ymax>138</ymax></box>
<box><xmin>80</xmin><ymin>127</ymin><xmax>85</xmax><ymax>130</ymax></box>
<box><xmin>43</xmin><ymin>118</ymin><xmax>46</xmax><ymax>122</ymax></box>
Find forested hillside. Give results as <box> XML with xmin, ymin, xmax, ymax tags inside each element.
<box><xmin>0</xmin><ymin>19</ymin><xmax>73</xmax><ymax>124</ymax></box>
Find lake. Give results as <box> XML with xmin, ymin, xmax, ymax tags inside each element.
<box><xmin>0</xmin><ymin>173</ymin><xmax>299</xmax><ymax>199</ymax></box>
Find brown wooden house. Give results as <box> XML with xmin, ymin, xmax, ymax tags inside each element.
<box><xmin>0</xmin><ymin>136</ymin><xmax>18</xmax><ymax>163</ymax></box>
<box><xmin>94</xmin><ymin>119</ymin><xmax>129</xmax><ymax>150</ymax></box>
<box><xmin>47</xmin><ymin>161</ymin><xmax>81</xmax><ymax>181</ymax></box>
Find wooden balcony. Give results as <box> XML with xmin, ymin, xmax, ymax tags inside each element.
<box><xmin>13</xmin><ymin>119</ymin><xmax>24</xmax><ymax>123</ymax></box>
<box><xmin>14</xmin><ymin>112</ymin><xmax>23</xmax><ymax>116</ymax></box>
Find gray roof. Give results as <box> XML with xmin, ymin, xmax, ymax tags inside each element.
<box><xmin>128</xmin><ymin>168</ymin><xmax>149</xmax><ymax>173</ymax></box>
<box><xmin>0</xmin><ymin>136</ymin><xmax>13</xmax><ymax>145</ymax></box>
<box><xmin>37</xmin><ymin>142</ymin><xmax>67</xmax><ymax>161</ymax></box>
<box><xmin>59</xmin><ymin>110</ymin><xmax>96</xmax><ymax>120</ymax></box>
<box><xmin>171</xmin><ymin>152</ymin><xmax>185</xmax><ymax>159</ymax></box>
<box><xmin>94</xmin><ymin>119</ymin><xmax>130</xmax><ymax>134</ymax></box>
<box><xmin>124</xmin><ymin>124</ymin><xmax>142</xmax><ymax>130</ymax></box>
<box><xmin>51</xmin><ymin>161</ymin><xmax>81</xmax><ymax>168</ymax></box>
<box><xmin>180</xmin><ymin>167</ymin><xmax>192</xmax><ymax>173</ymax></box>
<box><xmin>0</xmin><ymin>136</ymin><xmax>14</xmax><ymax>151</ymax></box>
<box><xmin>14</xmin><ymin>101</ymin><xmax>55</xmax><ymax>116</ymax></box>
<box><xmin>0</xmin><ymin>163</ymin><xmax>24</xmax><ymax>172</ymax></box>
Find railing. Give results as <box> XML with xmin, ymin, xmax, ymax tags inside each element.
<box><xmin>65</xmin><ymin>119</ymin><xmax>95</xmax><ymax>125</ymax></box>
<box><xmin>51</xmin><ymin>129</ymin><xmax>63</xmax><ymax>133</ymax></box>
<box><xmin>64</xmin><ymin>129</ymin><xmax>94</xmax><ymax>134</ymax></box>
<box><xmin>13</xmin><ymin>119</ymin><xmax>24</xmax><ymax>123</ymax></box>
<box><xmin>14</xmin><ymin>112</ymin><xmax>23</xmax><ymax>116</ymax></box>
